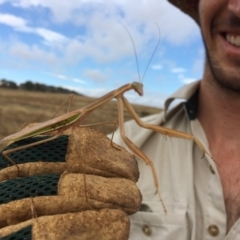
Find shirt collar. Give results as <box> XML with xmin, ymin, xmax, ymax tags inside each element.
<box><xmin>163</xmin><ymin>80</ymin><xmax>200</xmax><ymax>121</ymax></box>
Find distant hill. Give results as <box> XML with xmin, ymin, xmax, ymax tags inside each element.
<box><xmin>0</xmin><ymin>79</ymin><xmax>82</xmax><ymax>95</ymax></box>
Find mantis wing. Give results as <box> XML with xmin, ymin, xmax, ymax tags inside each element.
<box><xmin>0</xmin><ymin>110</ymin><xmax>82</xmax><ymax>144</ymax></box>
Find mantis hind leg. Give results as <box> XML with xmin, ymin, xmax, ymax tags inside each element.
<box><xmin>121</xmin><ymin>134</ymin><xmax>167</xmax><ymax>214</ymax></box>
<box><xmin>116</xmin><ymin>96</ymin><xmax>167</xmax><ymax>213</ymax></box>
<box><xmin>51</xmin><ymin>94</ymin><xmax>74</xmax><ymax>119</ymax></box>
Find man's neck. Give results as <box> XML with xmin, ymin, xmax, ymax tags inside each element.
<box><xmin>198</xmin><ymin>73</ymin><xmax>240</xmax><ymax>150</ymax></box>
<box><xmin>198</xmin><ymin>70</ymin><xmax>240</xmax><ymax>232</ymax></box>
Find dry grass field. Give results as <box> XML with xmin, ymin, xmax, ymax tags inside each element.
<box><xmin>0</xmin><ymin>88</ymin><xmax>161</xmax><ymax>141</ymax></box>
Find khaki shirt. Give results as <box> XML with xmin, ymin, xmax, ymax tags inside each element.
<box><xmin>110</xmin><ymin>81</ymin><xmax>240</xmax><ymax>240</ymax></box>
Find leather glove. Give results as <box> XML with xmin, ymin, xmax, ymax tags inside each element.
<box><xmin>0</xmin><ymin>127</ymin><xmax>141</xmax><ymax>240</ymax></box>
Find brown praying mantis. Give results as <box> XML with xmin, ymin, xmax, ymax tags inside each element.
<box><xmin>0</xmin><ymin>81</ymin><xmax>209</xmax><ymax>212</ymax></box>
<box><xmin>0</xmin><ymin>24</ymin><xmax>210</xmax><ymax>213</ymax></box>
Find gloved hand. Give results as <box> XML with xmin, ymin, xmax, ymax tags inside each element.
<box><xmin>0</xmin><ymin>127</ymin><xmax>141</xmax><ymax>240</ymax></box>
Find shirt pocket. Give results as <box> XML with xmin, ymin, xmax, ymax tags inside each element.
<box><xmin>129</xmin><ymin>202</ymin><xmax>189</xmax><ymax>240</ymax></box>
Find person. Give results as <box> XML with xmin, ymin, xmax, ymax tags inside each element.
<box><xmin>111</xmin><ymin>0</ymin><xmax>240</xmax><ymax>239</ymax></box>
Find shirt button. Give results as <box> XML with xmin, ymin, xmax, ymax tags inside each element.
<box><xmin>142</xmin><ymin>225</ymin><xmax>152</xmax><ymax>236</ymax></box>
<box><xmin>208</xmin><ymin>225</ymin><xmax>219</xmax><ymax>236</ymax></box>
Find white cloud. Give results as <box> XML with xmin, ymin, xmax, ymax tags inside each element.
<box><xmin>181</xmin><ymin>78</ymin><xmax>197</xmax><ymax>84</ymax></box>
<box><xmin>0</xmin><ymin>0</ymin><xmax>203</xmax><ymax>99</ymax></box>
<box><xmin>34</xmin><ymin>28</ymin><xmax>68</xmax><ymax>45</ymax></box>
<box><xmin>47</xmin><ymin>72</ymin><xmax>86</xmax><ymax>84</ymax></box>
<box><xmin>0</xmin><ymin>13</ymin><xmax>27</xmax><ymax>29</ymax></box>
<box><xmin>177</xmin><ymin>72</ymin><xmax>198</xmax><ymax>85</ymax></box>
<box><xmin>73</xmin><ymin>78</ymin><xmax>85</xmax><ymax>84</ymax></box>
<box><xmin>151</xmin><ymin>64</ymin><xmax>162</xmax><ymax>70</ymax></box>
<box><xmin>0</xmin><ymin>13</ymin><xmax>68</xmax><ymax>45</ymax></box>
<box><xmin>159</xmin><ymin>1</ymin><xmax>200</xmax><ymax>45</ymax></box>
<box><xmin>4</xmin><ymin>0</ymin><xmax>200</xmax><ymax>46</ymax></box>
<box><xmin>9</xmin><ymin>41</ymin><xmax>59</xmax><ymax>66</ymax></box>
<box><xmin>171</xmin><ymin>68</ymin><xmax>186</xmax><ymax>73</ymax></box>
<box><xmin>83</xmin><ymin>69</ymin><xmax>109</xmax><ymax>83</ymax></box>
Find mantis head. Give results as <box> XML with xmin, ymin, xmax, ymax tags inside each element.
<box><xmin>132</xmin><ymin>82</ymin><xmax>144</xmax><ymax>96</ymax></box>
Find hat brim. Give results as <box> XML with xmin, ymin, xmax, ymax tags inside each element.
<box><xmin>168</xmin><ymin>0</ymin><xmax>199</xmax><ymax>23</ymax></box>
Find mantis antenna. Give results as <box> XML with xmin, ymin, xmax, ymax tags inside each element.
<box><xmin>141</xmin><ymin>23</ymin><xmax>161</xmax><ymax>83</ymax></box>
<box><xmin>118</xmin><ymin>22</ymin><xmax>161</xmax><ymax>83</ymax></box>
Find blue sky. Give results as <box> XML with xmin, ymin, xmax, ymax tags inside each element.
<box><xmin>0</xmin><ymin>0</ymin><xmax>204</xmax><ymax>107</ymax></box>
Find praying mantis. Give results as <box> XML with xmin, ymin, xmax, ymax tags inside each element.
<box><xmin>0</xmin><ymin>81</ymin><xmax>209</xmax><ymax>213</ymax></box>
<box><xmin>0</xmin><ymin>24</ymin><xmax>210</xmax><ymax>213</ymax></box>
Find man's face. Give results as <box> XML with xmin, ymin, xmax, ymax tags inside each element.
<box><xmin>199</xmin><ymin>0</ymin><xmax>240</xmax><ymax>92</ymax></box>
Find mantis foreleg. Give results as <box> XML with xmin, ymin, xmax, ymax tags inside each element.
<box><xmin>121</xmin><ymin>96</ymin><xmax>211</xmax><ymax>158</ymax></box>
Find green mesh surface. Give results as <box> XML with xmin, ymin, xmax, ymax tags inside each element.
<box><xmin>0</xmin><ymin>174</ymin><xmax>60</xmax><ymax>205</ymax></box>
<box><xmin>0</xmin><ymin>226</ymin><xmax>32</xmax><ymax>240</ymax></box>
<box><xmin>0</xmin><ymin>135</ymin><xmax>68</xmax><ymax>169</ymax></box>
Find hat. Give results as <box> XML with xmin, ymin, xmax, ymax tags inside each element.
<box><xmin>168</xmin><ymin>0</ymin><xmax>199</xmax><ymax>23</ymax></box>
